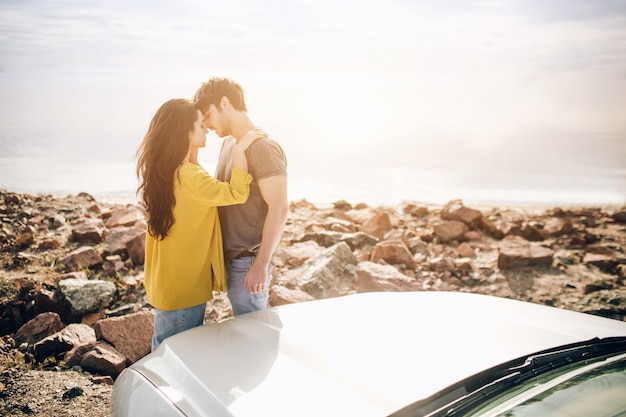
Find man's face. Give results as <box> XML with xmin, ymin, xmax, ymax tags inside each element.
<box><xmin>202</xmin><ymin>104</ymin><xmax>230</xmax><ymax>138</ymax></box>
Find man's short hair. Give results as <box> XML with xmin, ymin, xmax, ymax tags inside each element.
<box><xmin>194</xmin><ymin>77</ymin><xmax>247</xmax><ymax>113</ymax></box>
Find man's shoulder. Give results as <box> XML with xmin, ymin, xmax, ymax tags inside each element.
<box><xmin>249</xmin><ymin>135</ymin><xmax>285</xmax><ymax>154</ymax></box>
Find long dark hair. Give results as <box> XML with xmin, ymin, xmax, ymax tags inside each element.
<box><xmin>136</xmin><ymin>99</ymin><xmax>198</xmax><ymax>240</ymax></box>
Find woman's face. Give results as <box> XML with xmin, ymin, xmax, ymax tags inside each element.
<box><xmin>188</xmin><ymin>110</ymin><xmax>208</xmax><ymax>149</ymax></box>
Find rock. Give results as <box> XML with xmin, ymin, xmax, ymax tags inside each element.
<box><xmin>62</xmin><ymin>386</ymin><xmax>84</xmax><ymax>400</ymax></box>
<box><xmin>454</xmin><ymin>258</ymin><xmax>476</xmax><ymax>277</ymax></box>
<box><xmin>385</xmin><ymin>229</ymin><xmax>412</xmax><ymax>248</ymax></box>
<box><xmin>586</xmin><ymin>244</ymin><xmax>616</xmax><ymax>255</ymax></box>
<box><xmin>582</xmin><ymin>253</ymin><xmax>620</xmax><ymax>274</ymax></box>
<box><xmin>126</xmin><ymin>232</ymin><xmax>146</xmax><ymax>266</ymax></box>
<box><xmin>289</xmin><ymin>242</ymin><xmax>358</xmax><ymax>299</ymax></box>
<box><xmin>94</xmin><ymin>310</ymin><xmax>154</xmax><ymax>364</ymax></box>
<box><xmin>57</xmin><ymin>279</ymin><xmax>117</xmax><ymax>316</ymax></box>
<box><xmin>57</xmin><ymin>246</ymin><xmax>103</xmax><ymax>272</ymax></box>
<box><xmin>463</xmin><ymin>231</ymin><xmax>482</xmax><ymax>241</ymax></box>
<box><xmin>15</xmin><ymin>225</ymin><xmax>35</xmax><ymax>247</ymax></box>
<box><xmin>289</xmin><ymin>199</ymin><xmax>316</xmax><ymax>210</ymax></box>
<box><xmin>332</xmin><ymin>200</ymin><xmax>353</xmax><ymax>211</ymax></box>
<box><xmin>269</xmin><ymin>285</ymin><xmax>316</xmax><ymax>306</ymax></box>
<box><xmin>80</xmin><ymin>341</ymin><xmax>127</xmax><ymax>378</ymax></box>
<box><xmin>478</xmin><ymin>216</ymin><xmax>505</xmax><ymax>239</ymax></box>
<box><xmin>498</xmin><ymin>236</ymin><xmax>554</xmax><ymax>269</ymax></box>
<box><xmin>34</xmin><ymin>323</ymin><xmax>96</xmax><ymax>362</ymax></box>
<box><xmin>71</xmin><ymin>218</ymin><xmax>105</xmax><ymax>244</ymax></box>
<box><xmin>457</xmin><ymin>242</ymin><xmax>475</xmax><ymax>258</ymax></box>
<box><xmin>429</xmin><ymin>256</ymin><xmax>456</xmax><ymax>273</ymax></box>
<box><xmin>324</xmin><ymin>216</ymin><xmax>357</xmax><ymax>233</ymax></box>
<box><xmin>543</xmin><ymin>217</ymin><xmax>574</xmax><ymax>236</ymax></box>
<box><xmin>298</xmin><ymin>231</ymin><xmax>378</xmax><ymax>250</ymax></box>
<box><xmin>4</xmin><ymin>192</ymin><xmax>22</xmax><ymax>205</ymax></box>
<box><xmin>297</xmin><ymin>231</ymin><xmax>346</xmax><ymax>248</ymax></box>
<box><xmin>32</xmin><ymin>289</ymin><xmax>73</xmax><ymax>321</ymax></box>
<box><xmin>402</xmin><ymin>203</ymin><xmax>429</xmax><ymax>218</ymax></box>
<box><xmin>38</xmin><ymin>236</ymin><xmax>63</xmax><ymax>250</ymax></box>
<box><xmin>441</xmin><ymin>200</ymin><xmax>483</xmax><ymax>228</ymax></box>
<box><xmin>579</xmin><ymin>289</ymin><xmax>626</xmax><ymax>320</ymax></box>
<box><xmin>612</xmin><ymin>209</ymin><xmax>626</xmax><ymax>224</ymax></box>
<box><xmin>276</xmin><ymin>240</ymin><xmax>324</xmax><ymax>268</ymax></box>
<box><xmin>434</xmin><ymin>220</ymin><xmax>469</xmax><ymax>243</ymax></box>
<box><xmin>102</xmin><ymin>255</ymin><xmax>126</xmax><ymax>275</ymax></box>
<box><xmin>359</xmin><ymin>212</ymin><xmax>392</xmax><ymax>240</ymax></box>
<box><xmin>103</xmin><ymin>226</ymin><xmax>141</xmax><ymax>256</ymax></box>
<box><xmin>91</xmin><ymin>375</ymin><xmax>115</xmax><ymax>385</ymax></box>
<box><xmin>355</xmin><ymin>261</ymin><xmax>420</xmax><ymax>292</ymax></box>
<box><xmin>370</xmin><ymin>239</ymin><xmax>417</xmax><ymax>269</ymax></box>
<box><xmin>14</xmin><ymin>312</ymin><xmax>64</xmax><ymax>346</ymax></box>
<box><xmin>105</xmin><ymin>207</ymin><xmax>145</xmax><ymax>228</ymax></box>
<box><xmin>408</xmin><ymin>238</ymin><xmax>430</xmax><ymax>257</ymax></box>
<box><xmin>510</xmin><ymin>223</ymin><xmax>546</xmax><ymax>242</ymax></box>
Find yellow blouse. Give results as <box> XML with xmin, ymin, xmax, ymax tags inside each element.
<box><xmin>143</xmin><ymin>164</ymin><xmax>252</xmax><ymax>311</ymax></box>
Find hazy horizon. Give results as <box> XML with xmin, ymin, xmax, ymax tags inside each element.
<box><xmin>1</xmin><ymin>1</ymin><xmax>624</xmax><ymax>206</ymax></box>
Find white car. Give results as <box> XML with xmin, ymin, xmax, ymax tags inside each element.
<box><xmin>111</xmin><ymin>291</ymin><xmax>626</xmax><ymax>417</ymax></box>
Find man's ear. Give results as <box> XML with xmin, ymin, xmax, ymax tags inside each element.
<box><xmin>220</xmin><ymin>96</ymin><xmax>230</xmax><ymax>110</ymax></box>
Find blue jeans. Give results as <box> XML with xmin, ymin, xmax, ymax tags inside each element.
<box><xmin>226</xmin><ymin>256</ymin><xmax>272</xmax><ymax>316</ymax></box>
<box><xmin>152</xmin><ymin>303</ymin><xmax>206</xmax><ymax>352</ymax></box>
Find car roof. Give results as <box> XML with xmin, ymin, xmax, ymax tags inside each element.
<box><xmin>131</xmin><ymin>291</ymin><xmax>626</xmax><ymax>417</ymax></box>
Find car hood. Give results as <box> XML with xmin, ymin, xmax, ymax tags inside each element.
<box><xmin>127</xmin><ymin>292</ymin><xmax>626</xmax><ymax>416</ymax></box>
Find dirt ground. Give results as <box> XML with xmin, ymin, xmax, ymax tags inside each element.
<box><xmin>0</xmin><ymin>368</ymin><xmax>112</xmax><ymax>417</ymax></box>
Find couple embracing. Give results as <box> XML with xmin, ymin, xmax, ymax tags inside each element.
<box><xmin>135</xmin><ymin>77</ymin><xmax>288</xmax><ymax>351</ymax></box>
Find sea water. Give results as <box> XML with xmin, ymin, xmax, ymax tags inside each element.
<box><xmin>0</xmin><ymin>71</ymin><xmax>624</xmax><ymax>207</ymax></box>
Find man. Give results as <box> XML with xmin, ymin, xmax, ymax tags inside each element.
<box><xmin>194</xmin><ymin>77</ymin><xmax>288</xmax><ymax>315</ymax></box>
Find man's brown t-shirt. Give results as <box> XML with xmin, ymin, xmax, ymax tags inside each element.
<box><xmin>214</xmin><ymin>135</ymin><xmax>287</xmax><ymax>261</ymax></box>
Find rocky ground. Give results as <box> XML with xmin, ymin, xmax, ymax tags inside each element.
<box><xmin>1</xmin><ymin>189</ymin><xmax>625</xmax><ymax>417</ymax></box>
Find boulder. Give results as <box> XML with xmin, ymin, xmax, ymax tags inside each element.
<box><xmin>355</xmin><ymin>261</ymin><xmax>421</xmax><ymax>292</ymax></box>
<box><xmin>434</xmin><ymin>220</ymin><xmax>469</xmax><ymax>243</ymax></box>
<box><xmin>57</xmin><ymin>278</ymin><xmax>117</xmax><ymax>316</ymax></box>
<box><xmin>57</xmin><ymin>246</ymin><xmax>103</xmax><ymax>272</ymax></box>
<box><xmin>94</xmin><ymin>310</ymin><xmax>154</xmax><ymax>364</ymax></box>
<box><xmin>497</xmin><ymin>236</ymin><xmax>554</xmax><ymax>269</ymax></box>
<box><xmin>370</xmin><ymin>239</ymin><xmax>417</xmax><ymax>269</ymax></box>
<box><xmin>80</xmin><ymin>341</ymin><xmax>127</xmax><ymax>378</ymax></box>
<box><xmin>290</xmin><ymin>242</ymin><xmax>358</xmax><ymax>299</ymax></box>
<box><xmin>34</xmin><ymin>323</ymin><xmax>96</xmax><ymax>362</ymax></box>
<box><xmin>14</xmin><ymin>312</ymin><xmax>64</xmax><ymax>346</ymax></box>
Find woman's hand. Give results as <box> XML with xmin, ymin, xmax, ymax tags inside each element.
<box><xmin>233</xmin><ymin>127</ymin><xmax>267</xmax><ymax>171</ymax></box>
<box><xmin>238</xmin><ymin>127</ymin><xmax>267</xmax><ymax>150</ymax></box>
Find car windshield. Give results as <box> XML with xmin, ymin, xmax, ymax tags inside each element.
<box><xmin>392</xmin><ymin>337</ymin><xmax>626</xmax><ymax>417</ymax></box>
<box><xmin>471</xmin><ymin>356</ymin><xmax>626</xmax><ymax>417</ymax></box>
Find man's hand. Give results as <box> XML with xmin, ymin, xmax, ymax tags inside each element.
<box><xmin>244</xmin><ymin>261</ymin><xmax>269</xmax><ymax>294</ymax></box>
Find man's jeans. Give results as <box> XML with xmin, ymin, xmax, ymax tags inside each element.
<box><xmin>152</xmin><ymin>303</ymin><xmax>206</xmax><ymax>352</ymax></box>
<box><xmin>226</xmin><ymin>256</ymin><xmax>272</xmax><ymax>316</ymax></box>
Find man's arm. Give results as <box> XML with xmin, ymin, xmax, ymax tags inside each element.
<box><xmin>243</xmin><ymin>175</ymin><xmax>288</xmax><ymax>293</ymax></box>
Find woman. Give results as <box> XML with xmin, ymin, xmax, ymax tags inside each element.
<box><xmin>136</xmin><ymin>98</ymin><xmax>261</xmax><ymax>351</ymax></box>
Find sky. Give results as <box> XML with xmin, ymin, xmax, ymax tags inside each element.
<box><xmin>0</xmin><ymin>0</ymin><xmax>625</xmax><ymax>205</ymax></box>
<box><xmin>2</xmin><ymin>0</ymin><xmax>625</xmax><ymax>75</ymax></box>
